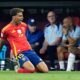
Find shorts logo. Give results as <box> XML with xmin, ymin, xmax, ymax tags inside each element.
<box><xmin>17</xmin><ymin>29</ymin><xmax>23</xmax><ymax>37</ymax></box>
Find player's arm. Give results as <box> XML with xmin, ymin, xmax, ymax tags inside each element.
<box><xmin>39</xmin><ymin>39</ymin><xmax>48</xmax><ymax>54</ymax></box>
<box><xmin>0</xmin><ymin>38</ymin><xmax>3</xmax><ymax>49</ymax></box>
<box><xmin>67</xmin><ymin>36</ymin><xmax>78</xmax><ymax>45</ymax></box>
<box><xmin>67</xmin><ymin>27</ymin><xmax>80</xmax><ymax>45</ymax></box>
<box><xmin>42</xmin><ymin>39</ymin><xmax>48</xmax><ymax>50</ymax></box>
<box><xmin>0</xmin><ymin>30</ymin><xmax>7</xmax><ymax>49</ymax></box>
<box><xmin>0</xmin><ymin>35</ymin><xmax>5</xmax><ymax>49</ymax></box>
<box><xmin>22</xmin><ymin>22</ymin><xmax>28</xmax><ymax>29</ymax></box>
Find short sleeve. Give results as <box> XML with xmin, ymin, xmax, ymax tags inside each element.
<box><xmin>57</xmin><ymin>24</ymin><xmax>63</xmax><ymax>37</ymax></box>
<box><xmin>73</xmin><ymin>26</ymin><xmax>80</xmax><ymax>38</ymax></box>
<box><xmin>44</xmin><ymin>27</ymin><xmax>48</xmax><ymax>39</ymax></box>
<box><xmin>25</xmin><ymin>24</ymin><xmax>28</xmax><ymax>30</ymax></box>
<box><xmin>1</xmin><ymin>28</ymin><xmax>5</xmax><ymax>38</ymax></box>
<box><xmin>21</xmin><ymin>22</ymin><xmax>28</xmax><ymax>30</ymax></box>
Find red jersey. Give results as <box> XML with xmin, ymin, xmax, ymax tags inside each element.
<box><xmin>1</xmin><ymin>22</ymin><xmax>32</xmax><ymax>57</ymax></box>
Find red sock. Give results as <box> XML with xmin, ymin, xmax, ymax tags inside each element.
<box><xmin>17</xmin><ymin>68</ymin><xmax>36</xmax><ymax>73</ymax></box>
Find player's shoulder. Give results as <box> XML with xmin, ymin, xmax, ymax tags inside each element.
<box><xmin>21</xmin><ymin>22</ymin><xmax>27</xmax><ymax>26</ymax></box>
<box><xmin>2</xmin><ymin>23</ymin><xmax>11</xmax><ymax>33</ymax></box>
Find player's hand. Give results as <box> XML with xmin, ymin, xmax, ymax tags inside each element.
<box><xmin>78</xmin><ymin>47</ymin><xmax>80</xmax><ymax>49</ymax></box>
<box><xmin>39</xmin><ymin>48</ymin><xmax>46</xmax><ymax>54</ymax></box>
<box><xmin>66</xmin><ymin>44</ymin><xmax>73</xmax><ymax>47</ymax></box>
<box><xmin>63</xmin><ymin>28</ymin><xmax>68</xmax><ymax>35</ymax></box>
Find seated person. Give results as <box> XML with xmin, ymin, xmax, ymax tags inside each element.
<box><xmin>40</xmin><ymin>11</ymin><xmax>62</xmax><ymax>70</ymax></box>
<box><xmin>26</xmin><ymin>18</ymin><xmax>44</xmax><ymax>56</ymax></box>
<box><xmin>57</xmin><ymin>17</ymin><xmax>80</xmax><ymax>71</ymax></box>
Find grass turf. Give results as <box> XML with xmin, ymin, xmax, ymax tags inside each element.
<box><xmin>0</xmin><ymin>71</ymin><xmax>80</xmax><ymax>80</ymax></box>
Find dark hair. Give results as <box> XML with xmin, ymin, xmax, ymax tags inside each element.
<box><xmin>10</xmin><ymin>8</ymin><xmax>24</xmax><ymax>16</ymax></box>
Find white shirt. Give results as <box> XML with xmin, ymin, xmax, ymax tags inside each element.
<box><xmin>44</xmin><ymin>24</ymin><xmax>62</xmax><ymax>45</ymax></box>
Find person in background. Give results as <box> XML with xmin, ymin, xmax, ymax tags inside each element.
<box><xmin>26</xmin><ymin>18</ymin><xmax>44</xmax><ymax>57</ymax></box>
<box><xmin>40</xmin><ymin>11</ymin><xmax>62</xmax><ymax>70</ymax></box>
<box><xmin>57</xmin><ymin>17</ymin><xmax>80</xmax><ymax>71</ymax></box>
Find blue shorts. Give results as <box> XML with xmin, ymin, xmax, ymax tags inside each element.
<box><xmin>18</xmin><ymin>50</ymin><xmax>43</xmax><ymax>67</ymax></box>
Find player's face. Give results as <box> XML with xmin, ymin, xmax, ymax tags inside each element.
<box><xmin>47</xmin><ymin>12</ymin><xmax>56</xmax><ymax>24</ymax></box>
<box><xmin>63</xmin><ymin>18</ymin><xmax>72</xmax><ymax>28</ymax></box>
<box><xmin>28</xmin><ymin>25</ymin><xmax>36</xmax><ymax>33</ymax></box>
<box><xmin>14</xmin><ymin>12</ymin><xmax>24</xmax><ymax>23</ymax></box>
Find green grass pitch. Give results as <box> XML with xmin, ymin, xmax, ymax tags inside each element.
<box><xmin>0</xmin><ymin>71</ymin><xmax>80</xmax><ymax>80</ymax></box>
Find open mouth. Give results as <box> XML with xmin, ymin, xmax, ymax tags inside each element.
<box><xmin>19</xmin><ymin>19</ymin><xmax>23</xmax><ymax>22</ymax></box>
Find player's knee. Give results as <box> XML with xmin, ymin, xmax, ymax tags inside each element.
<box><xmin>27</xmin><ymin>65</ymin><xmax>35</xmax><ymax>71</ymax></box>
<box><xmin>23</xmin><ymin>61</ymin><xmax>35</xmax><ymax>72</ymax></box>
<box><xmin>37</xmin><ymin>62</ymin><xmax>49</xmax><ymax>73</ymax></box>
<box><xmin>42</xmin><ymin>67</ymin><xmax>49</xmax><ymax>73</ymax></box>
<box><xmin>28</xmin><ymin>66</ymin><xmax>35</xmax><ymax>71</ymax></box>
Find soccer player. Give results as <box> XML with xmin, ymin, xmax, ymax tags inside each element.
<box><xmin>0</xmin><ymin>8</ymin><xmax>48</xmax><ymax>73</ymax></box>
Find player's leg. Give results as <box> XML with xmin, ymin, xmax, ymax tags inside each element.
<box><xmin>22</xmin><ymin>61</ymin><xmax>35</xmax><ymax>71</ymax></box>
<box><xmin>66</xmin><ymin>46</ymin><xmax>80</xmax><ymax>71</ymax></box>
<box><xmin>27</xmin><ymin>50</ymin><xmax>48</xmax><ymax>73</ymax></box>
<box><xmin>36</xmin><ymin>61</ymin><xmax>48</xmax><ymax>73</ymax></box>
<box><xmin>57</xmin><ymin>46</ymin><xmax>68</xmax><ymax>70</ymax></box>
<box><xmin>18</xmin><ymin>53</ymin><xmax>35</xmax><ymax>73</ymax></box>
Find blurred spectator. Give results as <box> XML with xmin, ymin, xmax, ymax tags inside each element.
<box><xmin>26</xmin><ymin>18</ymin><xmax>44</xmax><ymax>56</ymax></box>
<box><xmin>40</xmin><ymin>11</ymin><xmax>62</xmax><ymax>70</ymax></box>
<box><xmin>57</xmin><ymin>17</ymin><xmax>80</xmax><ymax>71</ymax></box>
